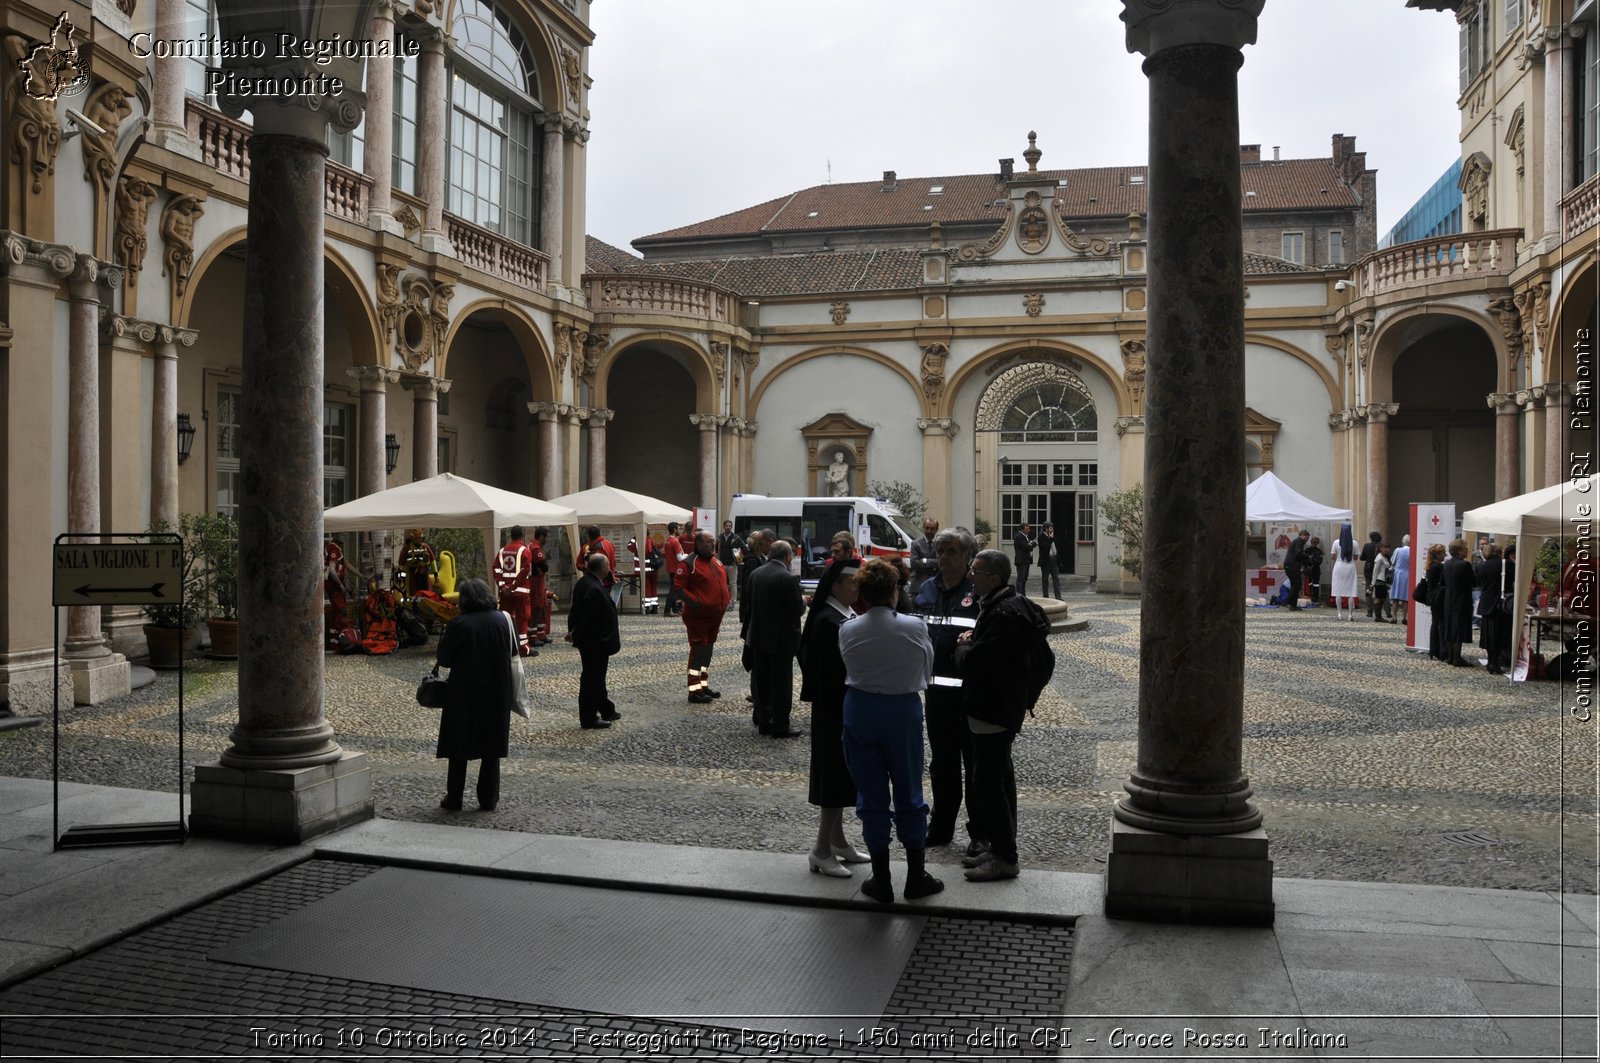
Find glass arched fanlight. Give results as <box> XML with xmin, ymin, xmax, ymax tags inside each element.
<box><xmin>452</xmin><ymin>0</ymin><xmax>540</xmax><ymax>99</ymax></box>
<box><xmin>999</xmin><ymin>382</ymin><xmax>1098</xmax><ymax>443</ymax></box>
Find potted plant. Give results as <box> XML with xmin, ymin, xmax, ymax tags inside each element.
<box><xmin>973</xmin><ymin>517</ymin><xmax>992</xmax><ymax>548</ymax></box>
<box><xmin>197</xmin><ymin>513</ymin><xmax>240</xmax><ymax>658</ymax></box>
<box><xmin>142</xmin><ymin>513</ymin><xmax>210</xmax><ymax>669</ymax></box>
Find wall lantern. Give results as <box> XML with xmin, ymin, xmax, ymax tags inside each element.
<box><xmin>176</xmin><ymin>413</ymin><xmax>196</xmax><ymax>465</ymax></box>
<box><xmin>385</xmin><ymin>433</ymin><xmax>400</xmax><ymax>475</ymax></box>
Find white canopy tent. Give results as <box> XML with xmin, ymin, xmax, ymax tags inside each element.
<box><xmin>323</xmin><ymin>473</ymin><xmax>578</xmax><ymax>578</ymax></box>
<box><xmin>1463</xmin><ymin>474</ymin><xmax>1599</xmax><ymax>680</ymax></box>
<box><xmin>549</xmin><ymin>485</ymin><xmax>694</xmax><ymax>613</ymax></box>
<box><xmin>1245</xmin><ymin>471</ymin><xmax>1353</xmax><ymax>523</ymax></box>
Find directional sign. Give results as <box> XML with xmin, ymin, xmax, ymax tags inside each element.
<box><xmin>52</xmin><ymin>543</ymin><xmax>184</xmax><ymax>606</ymax></box>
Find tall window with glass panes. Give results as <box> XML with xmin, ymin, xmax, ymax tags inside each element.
<box><xmin>997</xmin><ymin>379</ymin><xmax>1097</xmax><ymax>576</ymax></box>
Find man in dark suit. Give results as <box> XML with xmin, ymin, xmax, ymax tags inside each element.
<box><xmin>745</xmin><ymin>539</ymin><xmax>806</xmax><ymax>738</ymax></box>
<box><xmin>739</xmin><ymin>529</ymin><xmax>771</xmax><ymax>718</ymax></box>
<box><xmin>1282</xmin><ymin>529</ymin><xmax>1310</xmax><ymax>610</ymax></box>
<box><xmin>1361</xmin><ymin>530</ymin><xmax>1383</xmax><ymax>617</ymax></box>
<box><xmin>1011</xmin><ymin>523</ymin><xmax>1036</xmax><ymax>597</ymax></box>
<box><xmin>1440</xmin><ymin>538</ymin><xmax>1479</xmax><ymax>667</ymax></box>
<box><xmin>565</xmin><ymin>552</ymin><xmax>621</xmax><ymax>728</ymax></box>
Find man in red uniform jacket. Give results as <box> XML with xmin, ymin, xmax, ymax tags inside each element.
<box><xmin>679</xmin><ymin>530</ymin><xmax>731</xmax><ymax>703</ymax></box>
<box><xmin>586</xmin><ymin>525</ymin><xmax>619</xmax><ymax>607</ymax></box>
<box><xmin>494</xmin><ymin>525</ymin><xmax>536</xmax><ymax>656</ymax></box>
<box><xmin>663</xmin><ymin>522</ymin><xmax>686</xmax><ymax>616</ymax></box>
<box><xmin>528</xmin><ymin>527</ymin><xmax>552</xmax><ymax>646</ymax></box>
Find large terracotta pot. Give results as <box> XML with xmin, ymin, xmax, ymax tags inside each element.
<box><xmin>142</xmin><ymin>624</ymin><xmax>197</xmax><ymax>670</ymax></box>
<box><xmin>206</xmin><ymin>617</ymin><xmax>238</xmax><ymax>659</ymax></box>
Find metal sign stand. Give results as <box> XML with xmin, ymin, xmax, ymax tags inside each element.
<box><xmin>51</xmin><ymin>531</ymin><xmax>187</xmax><ymax>849</ymax></box>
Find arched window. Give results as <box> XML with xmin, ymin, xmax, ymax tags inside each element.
<box><xmin>453</xmin><ymin>0</ymin><xmax>539</xmax><ymax>97</ymax></box>
<box><xmin>1000</xmin><ymin>381</ymin><xmax>1097</xmax><ymax>443</ymax></box>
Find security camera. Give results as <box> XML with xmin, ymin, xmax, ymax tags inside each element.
<box><xmin>63</xmin><ymin>109</ymin><xmax>105</xmax><ymax>139</ymax></box>
<box><xmin>1333</xmin><ymin>280</ymin><xmax>1353</xmax><ymax>292</ymax></box>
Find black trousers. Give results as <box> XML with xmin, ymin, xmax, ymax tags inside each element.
<box><xmin>968</xmin><ymin>728</ymin><xmax>1018</xmax><ymax>864</ymax></box>
<box><xmin>446</xmin><ymin>756</ymin><xmax>500</xmax><ymax>807</ymax></box>
<box><xmin>925</xmin><ymin>688</ymin><xmax>976</xmax><ymax>838</ymax></box>
<box><xmin>753</xmin><ymin>650</ymin><xmax>794</xmax><ymax>731</ymax></box>
<box><xmin>578</xmin><ymin>643</ymin><xmax>612</xmax><ymax>723</ymax></box>
<box><xmin>1038</xmin><ymin>559</ymin><xmax>1061</xmax><ymax>599</ymax></box>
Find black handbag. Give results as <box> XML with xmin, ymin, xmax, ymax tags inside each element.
<box><xmin>416</xmin><ymin>665</ymin><xmax>448</xmax><ymax>708</ymax></box>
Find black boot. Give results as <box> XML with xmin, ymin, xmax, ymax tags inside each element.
<box><xmin>902</xmin><ymin>848</ymin><xmax>944</xmax><ymax>900</ymax></box>
<box><xmin>860</xmin><ymin>850</ymin><xmax>893</xmax><ymax>904</ymax></box>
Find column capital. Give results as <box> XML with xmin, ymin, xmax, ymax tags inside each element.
<box><xmin>1514</xmin><ymin>388</ymin><xmax>1535</xmax><ymax>408</ymax></box>
<box><xmin>540</xmin><ymin>112</ymin><xmax>565</xmax><ymax>134</ymax></box>
<box><xmin>1114</xmin><ymin>415</ymin><xmax>1145</xmax><ymax>436</ymax></box>
<box><xmin>1487</xmin><ymin>391</ymin><xmax>1521</xmax><ymax>414</ymax></box>
<box><xmin>100</xmin><ymin>313</ymin><xmax>177</xmax><ymax>344</ymax></box>
<box><xmin>1121</xmin><ymin>0</ymin><xmax>1263</xmax><ymax>57</ymax></box>
<box><xmin>527</xmin><ymin>400</ymin><xmax>562</xmax><ymax>421</ymax></box>
<box><xmin>402</xmin><ymin>374</ymin><xmax>450</xmax><ymax>396</ymax></box>
<box><xmin>688</xmin><ymin>412</ymin><xmax>725</xmax><ymax>430</ymax></box>
<box><xmin>1540</xmin><ymin>381</ymin><xmax>1573</xmax><ymax>404</ymax></box>
<box><xmin>558</xmin><ymin>403</ymin><xmax>583</xmax><ymax>425</ymax></box>
<box><xmin>916</xmin><ymin>416</ymin><xmax>960</xmax><ymax>438</ymax></box>
<box><xmin>346</xmin><ymin>365</ymin><xmax>402</xmax><ymax>389</ymax></box>
<box><xmin>1365</xmin><ymin>402</ymin><xmax>1399</xmax><ymax>423</ymax></box>
<box><xmin>1</xmin><ymin>232</ymin><xmax>77</xmax><ymax>280</ymax></box>
<box><xmin>585</xmin><ymin>407</ymin><xmax>615</xmax><ymax>425</ymax></box>
<box><xmin>159</xmin><ymin>325</ymin><xmax>199</xmax><ymax>349</ymax></box>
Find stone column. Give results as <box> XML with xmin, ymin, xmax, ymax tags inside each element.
<box><xmin>1540</xmin><ymin>383</ymin><xmax>1570</xmax><ymax>488</ymax></box>
<box><xmin>1365</xmin><ymin>402</ymin><xmax>1398</xmax><ymax>537</ymax></box>
<box><xmin>541</xmin><ymin>116</ymin><xmax>566</xmax><ymax>286</ymax></box>
<box><xmin>187</xmin><ymin>72</ymin><xmax>373</xmax><ymax>842</ymax></box>
<box><xmin>102</xmin><ymin>317</ymin><xmax>169</xmax><ymax>658</ymax></box>
<box><xmin>560</xmin><ymin>405</ymin><xmax>584</xmax><ymax>494</ymax></box>
<box><xmin>1543</xmin><ymin>31</ymin><xmax>1572</xmax><ymax>242</ymax></box>
<box><xmin>348</xmin><ymin>366</ymin><xmax>399</xmax><ymax>494</ymax></box>
<box><xmin>150</xmin><ymin>327</ymin><xmax>196</xmax><ymax>529</ymax></box>
<box><xmin>406</xmin><ymin>376</ymin><xmax>447</xmax><ymax>479</ymax></box>
<box><xmin>918</xmin><ymin>417</ymin><xmax>957</xmax><ymax>524</ymax></box>
<box><xmin>148</xmin><ymin>0</ymin><xmax>193</xmax><ymax>154</ymax></box>
<box><xmin>416</xmin><ymin>28</ymin><xmax>450</xmax><ymax>253</ymax></box>
<box><xmin>690</xmin><ymin>413</ymin><xmax>721</xmax><ymax>508</ymax></box>
<box><xmin>63</xmin><ymin>257</ymin><xmax>132</xmax><ymax>704</ymax></box>
<box><xmin>585</xmin><ymin>408</ymin><xmax>613</xmax><ymax>487</ymax></box>
<box><xmin>1489</xmin><ymin>392</ymin><xmax>1522</xmax><ymax>500</ymax></box>
<box><xmin>528</xmin><ymin>401</ymin><xmax>563</xmax><ymax>499</ymax></box>
<box><xmin>363</xmin><ymin>0</ymin><xmax>398</xmax><ymax>231</ymax></box>
<box><xmin>1110</xmin><ymin>0</ymin><xmax>1270</xmax><ymax>926</ymax></box>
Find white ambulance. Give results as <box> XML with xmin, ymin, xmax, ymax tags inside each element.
<box><xmin>728</xmin><ymin>495</ymin><xmax>916</xmax><ymax>588</ymax></box>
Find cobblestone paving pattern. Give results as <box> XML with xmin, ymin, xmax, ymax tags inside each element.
<box><xmin>0</xmin><ymin>859</ymin><xmax>1074</xmax><ymax>1059</ymax></box>
<box><xmin>0</xmin><ymin>596</ymin><xmax>1593</xmax><ymax>892</ymax></box>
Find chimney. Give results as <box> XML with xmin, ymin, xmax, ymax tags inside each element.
<box><xmin>1272</xmin><ymin>145</ymin><xmax>1281</xmax><ymax>161</ymax></box>
<box><xmin>999</xmin><ymin>157</ymin><xmax>1014</xmax><ymax>181</ymax></box>
<box><xmin>881</xmin><ymin>170</ymin><xmax>897</xmax><ymax>191</ymax></box>
<box><xmin>1240</xmin><ymin>144</ymin><xmax>1260</xmax><ymax>163</ymax></box>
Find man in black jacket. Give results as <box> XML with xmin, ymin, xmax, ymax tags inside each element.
<box><xmin>1361</xmin><ymin>530</ymin><xmax>1383</xmax><ymax>617</ymax></box>
<box><xmin>1282</xmin><ymin>529</ymin><xmax>1309</xmax><ymax>610</ymax></box>
<box><xmin>738</xmin><ymin>529</ymin><xmax>771</xmax><ymax>719</ymax></box>
<box><xmin>914</xmin><ymin>527</ymin><xmax>981</xmax><ymax>850</ymax></box>
<box><xmin>1037</xmin><ymin>522</ymin><xmax>1063</xmax><ymax>599</ymax></box>
<box><xmin>745</xmin><ymin>540</ymin><xmax>806</xmax><ymax>737</ymax></box>
<box><xmin>952</xmin><ymin>548</ymin><xmax>1033</xmax><ymax>882</ymax></box>
<box><xmin>716</xmin><ymin>519</ymin><xmax>742</xmax><ymax>595</ymax></box>
<box><xmin>565</xmin><ymin>552</ymin><xmax>621</xmax><ymax>729</ymax></box>
<box><xmin>1011</xmin><ymin>523</ymin><xmax>1035</xmax><ymax>597</ymax></box>
<box><xmin>908</xmin><ymin>518</ymin><xmax>939</xmax><ymax>596</ymax></box>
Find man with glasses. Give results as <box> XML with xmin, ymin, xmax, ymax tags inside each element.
<box><xmin>952</xmin><ymin>549</ymin><xmax>1032</xmax><ymax>881</ymax></box>
<box><xmin>914</xmin><ymin>527</ymin><xmax>984</xmax><ymax>855</ymax></box>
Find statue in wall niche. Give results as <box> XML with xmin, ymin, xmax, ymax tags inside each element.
<box><xmin>81</xmin><ymin>84</ymin><xmax>132</xmax><ymax>193</ymax></box>
<box><xmin>825</xmin><ymin>450</ymin><xmax>852</xmax><ymax>497</ymax></box>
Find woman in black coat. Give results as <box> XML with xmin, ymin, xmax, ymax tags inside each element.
<box><xmin>1440</xmin><ymin>538</ymin><xmax>1479</xmax><ymax>667</ymax></box>
<box><xmin>797</xmin><ymin>559</ymin><xmax>867</xmax><ymax>877</ymax></box>
<box><xmin>1424</xmin><ymin>543</ymin><xmax>1448</xmax><ymax>661</ymax></box>
<box><xmin>1477</xmin><ymin>544</ymin><xmax>1514</xmax><ymax>675</ymax></box>
<box><xmin>435</xmin><ymin>578</ymin><xmax>514</xmax><ymax>811</ymax></box>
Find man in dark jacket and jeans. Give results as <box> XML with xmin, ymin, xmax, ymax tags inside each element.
<box><xmin>952</xmin><ymin>548</ymin><xmax>1032</xmax><ymax>882</ymax></box>
<box><xmin>914</xmin><ymin>527</ymin><xmax>982</xmax><ymax>850</ymax></box>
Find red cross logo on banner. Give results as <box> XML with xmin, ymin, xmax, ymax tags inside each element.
<box><xmin>1249</xmin><ymin>569</ymin><xmax>1279</xmax><ymax>595</ymax></box>
<box><xmin>1430</xmin><ymin>513</ymin><xmax>1442</xmax><ymax>527</ymax></box>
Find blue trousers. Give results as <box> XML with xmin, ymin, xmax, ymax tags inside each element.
<box><xmin>842</xmin><ymin>689</ymin><xmax>930</xmax><ymax>851</ymax></box>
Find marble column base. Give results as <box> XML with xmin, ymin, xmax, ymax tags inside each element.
<box><xmin>68</xmin><ymin>651</ymin><xmax>131</xmax><ymax>705</ymax></box>
<box><xmin>189</xmin><ymin>751</ymin><xmax>373</xmax><ymax>843</ymax></box>
<box><xmin>0</xmin><ymin>648</ymin><xmax>74</xmax><ymax>717</ymax></box>
<box><xmin>145</xmin><ymin>125</ymin><xmax>203</xmax><ymax>161</ymax></box>
<box><xmin>103</xmin><ymin>608</ymin><xmax>147</xmax><ymax>659</ymax></box>
<box><xmin>419</xmin><ymin>230</ymin><xmax>456</xmax><ymax>257</ymax></box>
<box><xmin>1103</xmin><ymin>818</ymin><xmax>1274</xmax><ymax>926</ymax></box>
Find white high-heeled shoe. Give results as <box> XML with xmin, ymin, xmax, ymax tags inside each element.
<box><xmin>808</xmin><ymin>851</ymin><xmax>852</xmax><ymax>878</ymax></box>
<box><xmin>830</xmin><ymin>843</ymin><xmax>871</xmax><ymax>864</ymax></box>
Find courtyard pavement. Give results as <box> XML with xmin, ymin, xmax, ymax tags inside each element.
<box><xmin>0</xmin><ymin>594</ymin><xmax>1594</xmax><ymax>1059</ymax></box>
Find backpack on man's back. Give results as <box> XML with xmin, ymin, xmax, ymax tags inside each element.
<box><xmin>1011</xmin><ymin>595</ymin><xmax>1056</xmax><ymax>714</ymax></box>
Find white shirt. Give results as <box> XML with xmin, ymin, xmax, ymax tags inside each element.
<box><xmin>838</xmin><ymin>606</ymin><xmax>934</xmax><ymax>694</ymax></box>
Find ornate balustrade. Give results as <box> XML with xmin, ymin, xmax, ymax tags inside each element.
<box><xmin>187</xmin><ymin>100</ymin><xmax>371</xmax><ymax>225</ymax></box>
<box><xmin>1347</xmin><ymin>228</ymin><xmax>1519</xmax><ymax>297</ymax></box>
<box><xmin>445</xmin><ymin>215</ymin><xmax>548</xmax><ymax>290</ymax></box>
<box><xmin>1562</xmin><ymin>172</ymin><xmax>1600</xmax><ymax>237</ymax></box>
<box><xmin>584</xmin><ymin>274</ymin><xmax>736</xmax><ymax>324</ymax></box>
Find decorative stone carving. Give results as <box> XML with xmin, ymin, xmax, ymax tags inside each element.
<box><xmin>1486</xmin><ymin>295</ymin><xmax>1524</xmax><ymax>370</ymax></box>
<box><xmin>975</xmin><ymin>360</ymin><xmax>1096</xmax><ymax>432</ymax></box>
<box><xmin>575</xmin><ymin>329</ymin><xmax>608</xmax><ymax>388</ymax></box>
<box><xmin>956</xmin><ymin>202</ymin><xmax>1013</xmax><ymax>262</ymax></box>
<box><xmin>916</xmin><ymin>416</ymin><xmax>959</xmax><ymax>437</ymax></box>
<box><xmin>114</xmin><ymin>176</ymin><xmax>156</xmax><ymax>283</ymax></box>
<box><xmin>553</xmin><ymin>323</ymin><xmax>573</xmax><ymax>379</ymax></box>
<box><xmin>1114</xmin><ymin>416</ymin><xmax>1144</xmax><ymax>436</ymax></box>
<box><xmin>709</xmin><ymin>341</ymin><xmax>729</xmax><ymax>393</ymax></box>
<box><xmin>829</xmin><ymin>300</ymin><xmax>850</xmax><ymax>325</ymax></box>
<box><xmin>1</xmin><ymin>233</ymin><xmax>77</xmax><ymax>278</ymax></box>
<box><xmin>6</xmin><ymin>32</ymin><xmax>66</xmax><ymax>195</ymax></box>
<box><xmin>1514</xmin><ymin>280</ymin><xmax>1550</xmax><ymax>362</ymax></box>
<box><xmin>377</xmin><ymin>266</ymin><xmax>452</xmax><ymax>372</ymax></box>
<box><xmin>1121</xmin><ymin>0</ymin><xmax>1265</xmax><ymax>56</ymax></box>
<box><xmin>80</xmin><ymin>83</ymin><xmax>131</xmax><ymax>198</ymax></box>
<box><xmin>393</xmin><ymin>204</ymin><xmax>422</xmax><ymax>238</ymax></box>
<box><xmin>160</xmin><ymin>194</ymin><xmax>205</xmax><ymax>299</ymax></box>
<box><xmin>1460</xmin><ymin>152</ymin><xmax>1492</xmax><ymax>226</ymax></box>
<box><xmin>1365</xmin><ymin>401</ymin><xmax>1399</xmax><ymax>423</ymax></box>
<box><xmin>1324</xmin><ymin>331</ymin><xmax>1348</xmax><ymax>368</ymax></box>
<box><xmin>919</xmin><ymin>342</ymin><xmax>948</xmax><ymax>410</ymax></box>
<box><xmin>1505</xmin><ymin>104</ymin><xmax>1525</xmax><ymax>178</ymax></box>
<box><xmin>1022</xmin><ymin>130</ymin><xmax>1042</xmax><ymax>172</ymax></box>
<box><xmin>1023</xmin><ymin>292</ymin><xmax>1045</xmax><ymax>317</ymax></box>
<box><xmin>1121</xmin><ymin>339</ymin><xmax>1147</xmax><ymax>414</ymax></box>
<box><xmin>1354</xmin><ymin>319</ymin><xmax>1373</xmax><ymax>371</ymax></box>
<box><xmin>1017</xmin><ymin>199</ymin><xmax>1050</xmax><ymax>254</ymax></box>
<box><xmin>557</xmin><ymin>40</ymin><xmax>583</xmax><ymax>111</ymax></box>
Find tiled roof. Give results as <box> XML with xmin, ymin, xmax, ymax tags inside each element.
<box><xmin>1242</xmin><ymin>252</ymin><xmax>1320</xmax><ymax>274</ymax></box>
<box><xmin>636</xmin><ymin>158</ymin><xmax>1359</xmax><ymax>246</ymax></box>
<box><xmin>585</xmin><ymin>235</ymin><xmax>644</xmax><ymax>274</ymax></box>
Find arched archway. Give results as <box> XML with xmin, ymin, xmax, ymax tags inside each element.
<box><xmin>602</xmin><ymin>339</ymin><xmax>703</xmax><ymax>507</ymax></box>
<box><xmin>440</xmin><ymin>306</ymin><xmax>552</xmax><ymax>495</ymax></box>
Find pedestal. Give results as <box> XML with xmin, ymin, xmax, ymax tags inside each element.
<box><xmin>68</xmin><ymin>651</ymin><xmax>131</xmax><ymax>705</ymax></box>
<box><xmin>1105</xmin><ymin>819</ymin><xmax>1273</xmax><ymax>925</ymax></box>
<box><xmin>0</xmin><ymin>648</ymin><xmax>74</xmax><ymax>716</ymax></box>
<box><xmin>189</xmin><ymin>751</ymin><xmax>373</xmax><ymax>843</ymax></box>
